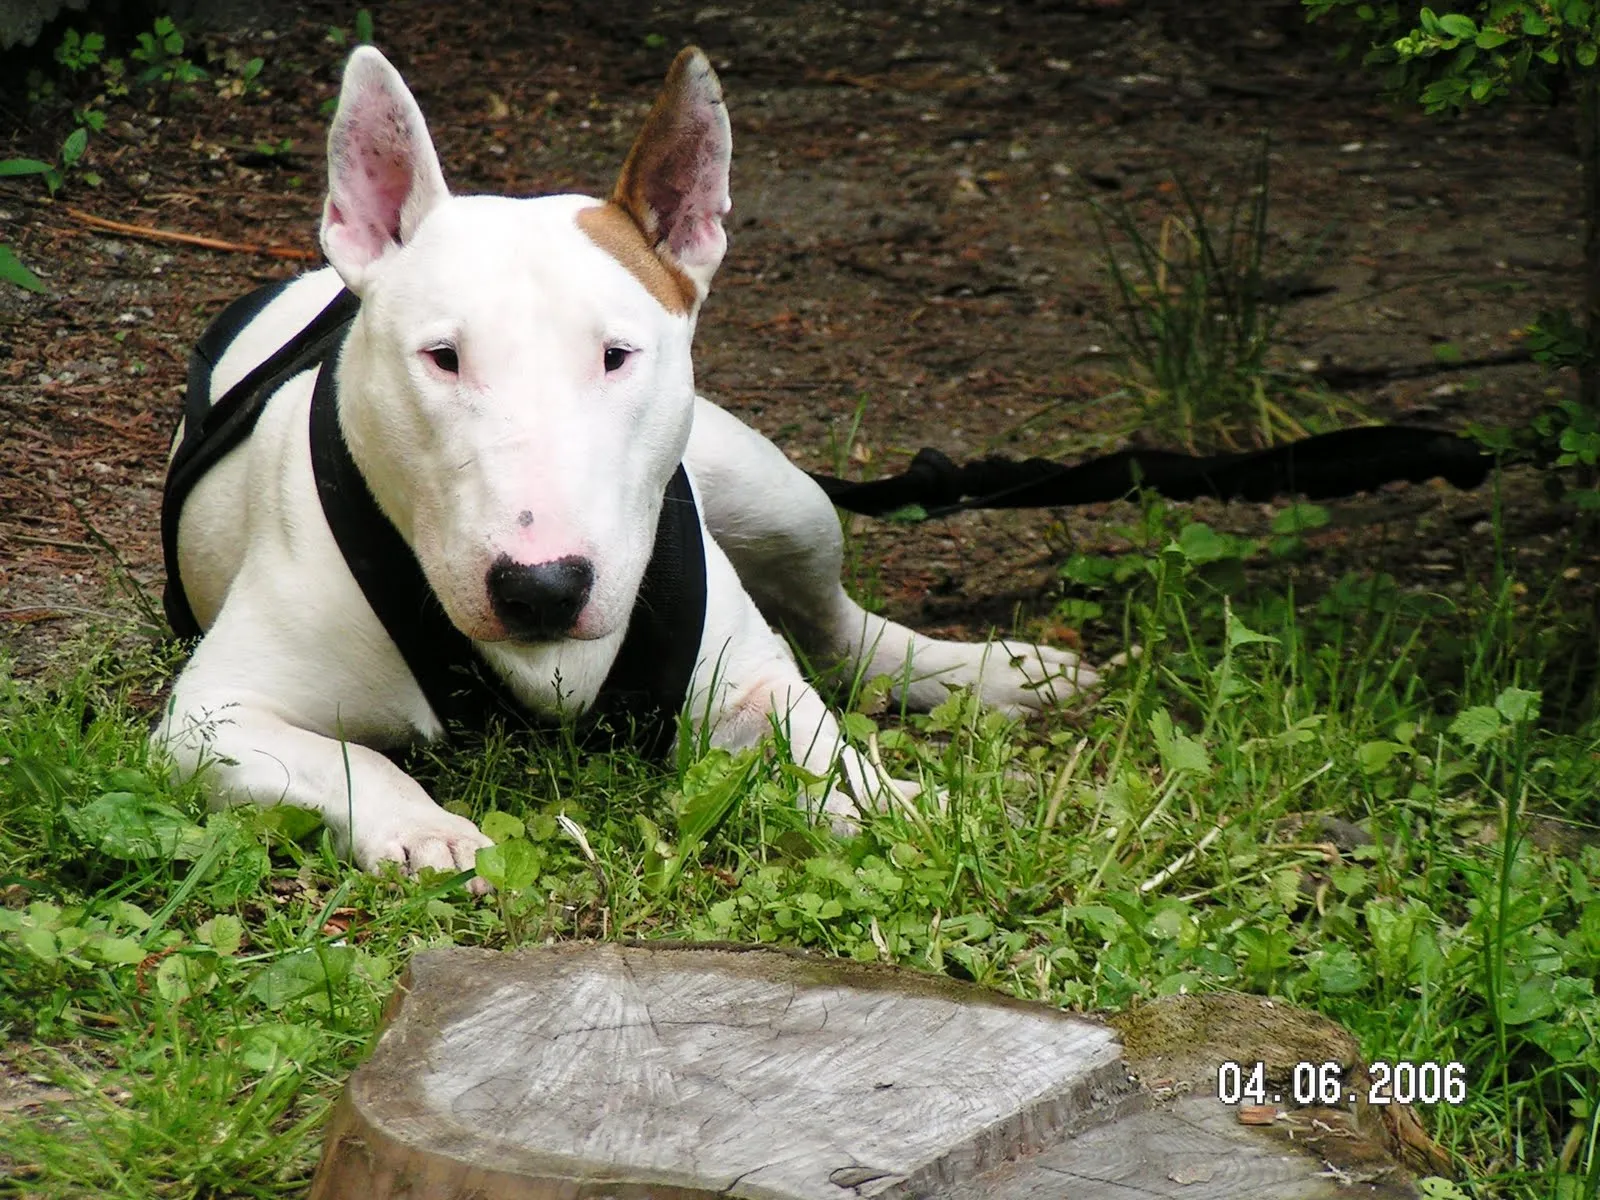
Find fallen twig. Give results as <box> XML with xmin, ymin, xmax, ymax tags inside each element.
<box><xmin>1310</xmin><ymin>348</ymin><xmax>1532</xmax><ymax>389</ymax></box>
<box><xmin>1139</xmin><ymin>818</ymin><xmax>1229</xmax><ymax>894</ymax></box>
<box><xmin>66</xmin><ymin>207</ymin><xmax>319</xmax><ymax>261</ymax></box>
<box><xmin>10</xmin><ymin>533</ymin><xmax>95</xmax><ymax>553</ymax></box>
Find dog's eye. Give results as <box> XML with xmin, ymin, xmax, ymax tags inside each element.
<box><xmin>424</xmin><ymin>345</ymin><xmax>459</xmax><ymax>375</ymax></box>
<box><xmin>603</xmin><ymin>346</ymin><xmax>630</xmax><ymax>373</ymax></box>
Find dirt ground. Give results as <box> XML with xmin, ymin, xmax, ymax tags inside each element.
<box><xmin>0</xmin><ymin>0</ymin><xmax>1590</xmax><ymax>673</ymax></box>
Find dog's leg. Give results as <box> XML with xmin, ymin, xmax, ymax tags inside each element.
<box><xmin>690</xmin><ymin>535</ymin><xmax>915</xmax><ymax>827</ymax></box>
<box><xmin>689</xmin><ymin>398</ymin><xmax>1098</xmax><ymax>714</ymax></box>
<box><xmin>155</xmin><ymin>616</ymin><xmax>491</xmax><ymax>876</ymax></box>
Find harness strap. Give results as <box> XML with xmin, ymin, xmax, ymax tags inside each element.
<box><xmin>163</xmin><ymin>285</ymin><xmax>362</xmax><ymax>637</ymax></box>
<box><xmin>588</xmin><ymin>463</ymin><xmax>706</xmax><ymax>759</ymax></box>
<box><xmin>306</xmin><ymin>340</ymin><xmax>530</xmax><ymax>729</ymax></box>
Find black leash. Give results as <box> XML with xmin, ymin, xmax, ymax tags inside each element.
<box><xmin>805</xmin><ymin>425</ymin><xmax>1493</xmax><ymax>519</ymax></box>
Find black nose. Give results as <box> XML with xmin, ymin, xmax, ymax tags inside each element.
<box><xmin>486</xmin><ymin>555</ymin><xmax>594</xmax><ymax>642</ymax></box>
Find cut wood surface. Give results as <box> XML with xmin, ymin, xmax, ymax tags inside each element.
<box><xmin>309</xmin><ymin>944</ymin><xmax>1418</xmax><ymax>1199</ymax></box>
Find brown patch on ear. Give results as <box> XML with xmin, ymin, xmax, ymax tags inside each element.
<box><xmin>576</xmin><ymin>202</ymin><xmax>697</xmax><ymax>316</ymax></box>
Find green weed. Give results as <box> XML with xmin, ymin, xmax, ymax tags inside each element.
<box><xmin>826</xmin><ymin>394</ymin><xmax>889</xmax><ymax>614</ymax></box>
<box><xmin>1087</xmin><ymin>139</ymin><xmax>1346</xmax><ymax>451</ymax></box>
<box><xmin>325</xmin><ymin>9</ymin><xmax>376</xmax><ymax>50</ymax></box>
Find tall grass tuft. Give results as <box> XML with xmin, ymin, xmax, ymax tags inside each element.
<box><xmin>1088</xmin><ymin>138</ymin><xmax>1339</xmax><ymax>450</ymax></box>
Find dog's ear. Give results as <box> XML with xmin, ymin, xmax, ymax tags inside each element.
<box><xmin>611</xmin><ymin>47</ymin><xmax>732</xmax><ymax>304</ymax></box>
<box><xmin>320</xmin><ymin>47</ymin><xmax>449</xmax><ymax>291</ymax></box>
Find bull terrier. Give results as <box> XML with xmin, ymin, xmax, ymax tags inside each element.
<box><xmin>154</xmin><ymin>45</ymin><xmax>1098</xmax><ymax>880</ymax></box>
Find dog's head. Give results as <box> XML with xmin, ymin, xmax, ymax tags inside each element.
<box><xmin>319</xmin><ymin>46</ymin><xmax>730</xmax><ymax>645</ymax></box>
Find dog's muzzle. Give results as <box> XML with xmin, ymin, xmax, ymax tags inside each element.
<box><xmin>487</xmin><ymin>554</ymin><xmax>594</xmax><ymax>642</ymax></box>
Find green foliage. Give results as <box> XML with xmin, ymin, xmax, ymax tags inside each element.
<box><xmin>129</xmin><ymin>17</ymin><xmax>206</xmax><ymax>86</ymax></box>
<box><xmin>1</xmin><ymin>18</ymin><xmax>273</xmax><ymax>293</ymax></box>
<box><xmin>215</xmin><ymin>52</ymin><xmax>265</xmax><ymax>100</ymax></box>
<box><xmin>251</xmin><ymin>135</ymin><xmax>294</xmax><ymax>159</ymax></box>
<box><xmin>1529</xmin><ymin>308</ymin><xmax>1591</xmax><ymax>372</ymax></box>
<box><xmin>1057</xmin><ymin>498</ymin><xmax>1335</xmax><ymax>633</ymax></box>
<box><xmin>53</xmin><ymin>29</ymin><xmax>105</xmax><ymax>73</ymax></box>
<box><xmin>326</xmin><ymin>9</ymin><xmax>376</xmax><ymax>48</ymax></box>
<box><xmin>1527</xmin><ymin>393</ymin><xmax>1600</xmax><ymax>508</ymax></box>
<box><xmin>1</xmin><ymin>150</ymin><xmax>65</xmax><ymax>196</ymax></box>
<box><xmin>1306</xmin><ymin>0</ymin><xmax>1600</xmax><ymax>111</ymax></box>
<box><xmin>0</xmin><ymin>244</ymin><xmax>45</xmax><ymax>292</ymax></box>
<box><xmin>0</xmin><ymin>146</ymin><xmax>60</xmax><ymax>292</ymax></box>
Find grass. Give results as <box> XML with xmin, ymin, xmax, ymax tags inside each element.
<box><xmin>2</xmin><ymin>497</ymin><xmax>1598</xmax><ymax>1199</ymax></box>
<box><xmin>1087</xmin><ymin>137</ymin><xmax>1361</xmax><ymax>452</ymax></box>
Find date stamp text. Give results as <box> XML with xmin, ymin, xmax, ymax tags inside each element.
<box><xmin>1216</xmin><ymin>1060</ymin><xmax>1468</xmax><ymax>1107</ymax></box>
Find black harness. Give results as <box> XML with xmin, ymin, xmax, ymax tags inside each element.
<box><xmin>162</xmin><ymin>284</ymin><xmax>706</xmax><ymax>760</ymax></box>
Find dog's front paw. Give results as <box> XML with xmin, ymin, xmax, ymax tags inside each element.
<box><xmin>349</xmin><ymin>804</ymin><xmax>494</xmax><ymax>889</ymax></box>
<box><xmin>917</xmin><ymin>638</ymin><xmax>1099</xmax><ymax>716</ymax></box>
<box><xmin>819</xmin><ymin>773</ymin><xmax>922</xmax><ymax>837</ymax></box>
<box><xmin>983</xmin><ymin>639</ymin><xmax>1100</xmax><ymax>714</ymax></box>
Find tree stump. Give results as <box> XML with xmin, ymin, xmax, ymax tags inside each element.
<box><xmin>309</xmin><ymin>944</ymin><xmax>1418</xmax><ymax>1199</ymax></box>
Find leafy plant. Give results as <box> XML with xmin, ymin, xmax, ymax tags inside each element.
<box><xmin>252</xmin><ymin>136</ymin><xmax>295</xmax><ymax>158</ymax></box>
<box><xmin>1304</xmin><ymin>1</ymin><xmax>1600</xmax><ymax>110</ymax></box>
<box><xmin>129</xmin><ymin>17</ymin><xmax>207</xmax><ymax>87</ymax></box>
<box><xmin>326</xmin><ymin>9</ymin><xmax>376</xmax><ymax>48</ymax></box>
<box><xmin>0</xmin><ymin>17</ymin><xmax>275</xmax><ymax>293</ymax></box>
<box><xmin>0</xmin><ymin>244</ymin><xmax>45</xmax><ymax>292</ymax></box>
<box><xmin>214</xmin><ymin>50</ymin><xmax>266</xmax><ymax>100</ymax></box>
<box><xmin>53</xmin><ymin>29</ymin><xmax>105</xmax><ymax>74</ymax></box>
<box><xmin>0</xmin><ymin>147</ymin><xmax>56</xmax><ymax>290</ymax></box>
<box><xmin>0</xmin><ymin>122</ymin><xmax>87</xmax><ymax>198</ymax></box>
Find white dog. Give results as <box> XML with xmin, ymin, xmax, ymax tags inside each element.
<box><xmin>154</xmin><ymin>45</ymin><xmax>1097</xmax><ymax>879</ymax></box>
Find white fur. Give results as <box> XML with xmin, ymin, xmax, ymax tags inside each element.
<box><xmin>155</xmin><ymin>47</ymin><xmax>1098</xmax><ymax>879</ymax></box>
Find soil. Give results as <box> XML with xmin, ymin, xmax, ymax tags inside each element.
<box><xmin>1</xmin><ymin>0</ymin><xmax>1592</xmax><ymax>677</ymax></box>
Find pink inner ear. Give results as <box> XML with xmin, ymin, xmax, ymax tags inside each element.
<box><xmin>627</xmin><ymin>81</ymin><xmax>728</xmax><ymax>270</ymax></box>
<box><xmin>656</xmin><ymin>132</ymin><xmax>728</xmax><ymax>265</ymax></box>
<box><xmin>329</xmin><ymin>84</ymin><xmax>420</xmax><ymax>260</ymax></box>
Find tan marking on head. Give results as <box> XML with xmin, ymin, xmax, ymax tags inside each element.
<box><xmin>576</xmin><ymin>201</ymin><xmax>697</xmax><ymax>316</ymax></box>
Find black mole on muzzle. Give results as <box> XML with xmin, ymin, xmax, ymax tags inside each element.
<box><xmin>487</xmin><ymin>554</ymin><xmax>594</xmax><ymax>642</ymax></box>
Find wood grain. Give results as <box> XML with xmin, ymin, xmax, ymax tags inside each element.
<box><xmin>309</xmin><ymin>945</ymin><xmax>1419</xmax><ymax>1199</ymax></box>
<box><xmin>312</xmin><ymin>943</ymin><xmax>1132</xmax><ymax>1198</ymax></box>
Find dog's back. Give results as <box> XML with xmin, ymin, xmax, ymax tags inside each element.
<box><xmin>172</xmin><ymin>270</ymin><xmax>348</xmax><ymax>629</ymax></box>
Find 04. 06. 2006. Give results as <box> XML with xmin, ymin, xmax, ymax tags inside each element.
<box><xmin>1217</xmin><ymin>1059</ymin><xmax>1468</xmax><ymax>1107</ymax></box>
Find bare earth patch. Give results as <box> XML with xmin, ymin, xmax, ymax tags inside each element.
<box><xmin>2</xmin><ymin>0</ymin><xmax>1592</xmax><ymax>673</ymax></box>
